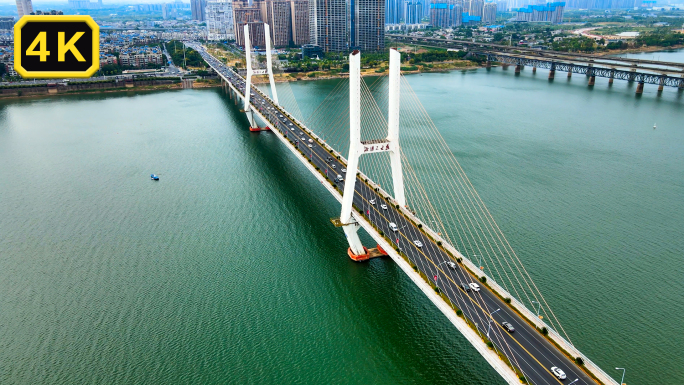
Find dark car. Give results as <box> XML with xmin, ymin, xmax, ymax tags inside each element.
<box><xmin>460</xmin><ymin>283</ymin><xmax>472</xmax><ymax>292</ymax></box>
<box><xmin>502</xmin><ymin>322</ymin><xmax>515</xmax><ymax>333</ymax></box>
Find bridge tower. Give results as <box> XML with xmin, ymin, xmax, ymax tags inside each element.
<box><xmin>340</xmin><ymin>48</ymin><xmax>405</xmax><ymax>261</ymax></box>
<box><xmin>243</xmin><ymin>24</ymin><xmax>279</xmax><ymax>130</ymax></box>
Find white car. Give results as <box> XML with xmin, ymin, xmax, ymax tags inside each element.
<box><xmin>468</xmin><ymin>282</ymin><xmax>481</xmax><ymax>292</ymax></box>
<box><xmin>413</xmin><ymin>240</ymin><xmax>423</xmax><ymax>248</ymax></box>
<box><xmin>307</xmin><ymin>144</ymin><xmax>312</xmax><ymax>148</ymax></box>
<box><xmin>288</xmin><ymin>123</ymin><xmax>293</xmax><ymax>126</ymax></box>
<box><xmin>279</xmin><ymin>114</ymin><xmax>283</xmax><ymax>117</ymax></box>
<box><xmin>550</xmin><ymin>367</ymin><xmax>566</xmax><ymax>380</ymax></box>
<box><xmin>289</xmin><ymin>127</ymin><xmax>294</xmax><ymax>131</ymax></box>
<box><xmin>380</xmin><ymin>204</ymin><xmax>388</xmax><ymax>210</ymax></box>
<box><xmin>308</xmin><ymin>139</ymin><xmax>313</xmax><ymax>143</ymax></box>
<box><xmin>389</xmin><ymin>222</ymin><xmax>398</xmax><ymax>232</ymax></box>
<box><xmin>336</xmin><ymin>174</ymin><xmax>344</xmax><ymax>181</ymax></box>
<box><xmin>332</xmin><ymin>165</ymin><xmax>336</xmax><ymax>169</ymax></box>
<box><xmin>446</xmin><ymin>261</ymin><xmax>457</xmax><ymax>270</ymax></box>
<box><xmin>369</xmin><ymin>199</ymin><xmax>376</xmax><ymax>205</ymax></box>
<box><xmin>341</xmin><ymin>168</ymin><xmax>347</xmax><ymax>173</ymax></box>
<box><xmin>301</xmin><ymin>137</ymin><xmax>306</xmax><ymax>141</ymax></box>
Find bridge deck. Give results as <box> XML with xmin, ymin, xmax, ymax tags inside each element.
<box><xmin>190</xmin><ymin>42</ymin><xmax>618</xmax><ymax>385</ymax></box>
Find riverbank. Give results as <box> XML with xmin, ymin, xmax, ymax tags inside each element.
<box><xmin>595</xmin><ymin>44</ymin><xmax>684</xmax><ymax>57</ymax></box>
<box><xmin>249</xmin><ymin>61</ymin><xmax>482</xmax><ymax>84</ymax></box>
<box><xmin>0</xmin><ymin>78</ymin><xmax>221</xmax><ymax>100</ymax></box>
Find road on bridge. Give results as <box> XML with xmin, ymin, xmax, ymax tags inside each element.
<box><xmin>189</xmin><ymin>42</ymin><xmax>603</xmax><ymax>385</ymax></box>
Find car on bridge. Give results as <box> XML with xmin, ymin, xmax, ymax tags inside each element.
<box><xmin>468</xmin><ymin>282</ymin><xmax>481</xmax><ymax>292</ymax></box>
<box><xmin>446</xmin><ymin>261</ymin><xmax>457</xmax><ymax>270</ymax></box>
<box><xmin>459</xmin><ymin>283</ymin><xmax>472</xmax><ymax>292</ymax></box>
<box><xmin>550</xmin><ymin>366</ymin><xmax>567</xmax><ymax>380</ymax></box>
<box><xmin>389</xmin><ymin>222</ymin><xmax>398</xmax><ymax>232</ymax></box>
<box><xmin>369</xmin><ymin>199</ymin><xmax>376</xmax><ymax>205</ymax></box>
<box><xmin>501</xmin><ymin>322</ymin><xmax>515</xmax><ymax>333</ymax></box>
<box><xmin>413</xmin><ymin>240</ymin><xmax>423</xmax><ymax>248</ymax></box>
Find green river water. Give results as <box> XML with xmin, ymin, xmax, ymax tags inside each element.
<box><xmin>1</xmin><ymin>51</ymin><xmax>682</xmax><ymax>384</ymax></box>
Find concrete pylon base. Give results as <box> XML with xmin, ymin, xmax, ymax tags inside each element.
<box><xmin>588</xmin><ymin>76</ymin><xmax>595</xmax><ymax>86</ymax></box>
<box><xmin>548</xmin><ymin>70</ymin><xmax>555</xmax><ymax>80</ymax></box>
<box><xmin>567</xmin><ymin>71</ymin><xmax>572</xmax><ymax>78</ymax></box>
<box><xmin>249</xmin><ymin>126</ymin><xmax>271</xmax><ymax>132</ymax></box>
<box><xmin>348</xmin><ymin>246</ymin><xmax>370</xmax><ymax>262</ymax></box>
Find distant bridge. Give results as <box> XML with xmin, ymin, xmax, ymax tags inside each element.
<box><xmin>389</xmin><ymin>34</ymin><xmax>684</xmax><ymax>93</ymax></box>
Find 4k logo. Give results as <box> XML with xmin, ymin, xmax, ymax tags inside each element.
<box><xmin>14</xmin><ymin>16</ymin><xmax>99</xmax><ymax>78</ymax></box>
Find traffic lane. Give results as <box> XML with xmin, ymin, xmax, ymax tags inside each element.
<box><xmin>376</xmin><ymin>206</ymin><xmax>566</xmax><ymax>385</ymax></box>
<box><xmin>352</xmin><ymin>182</ymin><xmax>568</xmax><ymax>385</ymax></box>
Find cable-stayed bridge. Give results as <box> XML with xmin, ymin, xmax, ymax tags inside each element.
<box><xmin>186</xmin><ymin>32</ymin><xmax>622</xmax><ymax>385</ymax></box>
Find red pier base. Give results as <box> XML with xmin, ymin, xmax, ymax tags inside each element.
<box><xmin>249</xmin><ymin>126</ymin><xmax>271</xmax><ymax>132</ymax></box>
<box><xmin>376</xmin><ymin>244</ymin><xmax>389</xmax><ymax>256</ymax></box>
<box><xmin>348</xmin><ymin>247</ymin><xmax>370</xmax><ymax>262</ymax></box>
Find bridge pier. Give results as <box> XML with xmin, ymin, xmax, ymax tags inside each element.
<box><xmin>532</xmin><ymin>66</ymin><xmax>536</xmax><ymax>74</ymax></box>
<box><xmin>588</xmin><ymin>76</ymin><xmax>595</xmax><ymax>86</ymax></box>
<box><xmin>658</xmin><ymin>77</ymin><xmax>665</xmax><ymax>93</ymax></box>
<box><xmin>636</xmin><ymin>81</ymin><xmax>645</xmax><ymax>95</ymax></box>
<box><xmin>515</xmin><ymin>64</ymin><xmax>521</xmax><ymax>74</ymax></box>
<box><xmin>609</xmin><ymin>70</ymin><xmax>614</xmax><ymax>86</ymax></box>
<box><xmin>548</xmin><ymin>70</ymin><xmax>555</xmax><ymax>80</ymax></box>
<box><xmin>567</xmin><ymin>71</ymin><xmax>571</xmax><ymax>78</ymax></box>
<box><xmin>679</xmin><ymin>77</ymin><xmax>684</xmax><ymax>90</ymax></box>
<box><xmin>486</xmin><ymin>60</ymin><xmax>491</xmax><ymax>69</ymax></box>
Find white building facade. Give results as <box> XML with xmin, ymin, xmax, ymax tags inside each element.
<box><xmin>206</xmin><ymin>0</ymin><xmax>235</xmax><ymax>41</ymax></box>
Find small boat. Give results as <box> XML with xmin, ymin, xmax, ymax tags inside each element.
<box><xmin>653</xmin><ymin>123</ymin><xmax>656</xmax><ymax>129</ymax></box>
<box><xmin>150</xmin><ymin>174</ymin><xmax>159</xmax><ymax>180</ymax></box>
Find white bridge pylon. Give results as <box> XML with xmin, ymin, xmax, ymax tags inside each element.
<box><xmin>340</xmin><ymin>48</ymin><xmax>405</xmax><ymax>258</ymax></box>
<box><xmin>243</xmin><ymin>23</ymin><xmax>279</xmax><ymax>130</ymax></box>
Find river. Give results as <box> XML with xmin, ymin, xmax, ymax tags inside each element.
<box><xmin>0</xmin><ymin>50</ymin><xmax>682</xmax><ymax>385</ymax></box>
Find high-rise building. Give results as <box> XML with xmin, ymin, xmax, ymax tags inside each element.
<box><xmin>468</xmin><ymin>0</ymin><xmax>484</xmax><ymax>17</ymax></box>
<box><xmin>404</xmin><ymin>1</ymin><xmax>423</xmax><ymax>24</ymax></box>
<box><xmin>16</xmin><ymin>0</ymin><xmax>33</xmax><ymax>17</ymax></box>
<box><xmin>515</xmin><ymin>1</ymin><xmax>563</xmax><ymax>23</ymax></box>
<box><xmin>206</xmin><ymin>0</ymin><xmax>235</xmax><ymax>40</ymax></box>
<box><xmin>430</xmin><ymin>0</ymin><xmax>450</xmax><ymax>27</ymax></box>
<box><xmin>450</xmin><ymin>3</ymin><xmax>463</xmax><ymax>25</ymax></box>
<box><xmin>496</xmin><ymin>0</ymin><xmax>507</xmax><ymax>11</ymax></box>
<box><xmin>483</xmin><ymin>1</ymin><xmax>496</xmax><ymax>22</ymax></box>
<box><xmin>162</xmin><ymin>3</ymin><xmax>170</xmax><ymax>19</ymax></box>
<box><xmin>563</xmin><ymin>0</ymin><xmax>633</xmax><ymax>9</ymax></box>
<box><xmin>233</xmin><ymin>0</ymin><xmax>264</xmax><ymax>46</ymax></box>
<box><xmin>309</xmin><ymin>0</ymin><xmax>347</xmax><ymax>52</ymax></box>
<box><xmin>431</xmin><ymin>0</ymin><xmax>467</xmax><ymax>26</ymax></box>
<box><xmin>191</xmin><ymin>0</ymin><xmax>207</xmax><ymax>21</ymax></box>
<box><xmin>385</xmin><ymin>0</ymin><xmax>402</xmax><ymax>24</ymax></box>
<box><xmin>260</xmin><ymin>0</ymin><xmax>291</xmax><ymax>47</ymax></box>
<box><xmin>352</xmin><ymin>0</ymin><xmax>384</xmax><ymax>51</ymax></box>
<box><xmin>290</xmin><ymin>0</ymin><xmax>309</xmax><ymax>45</ymax></box>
